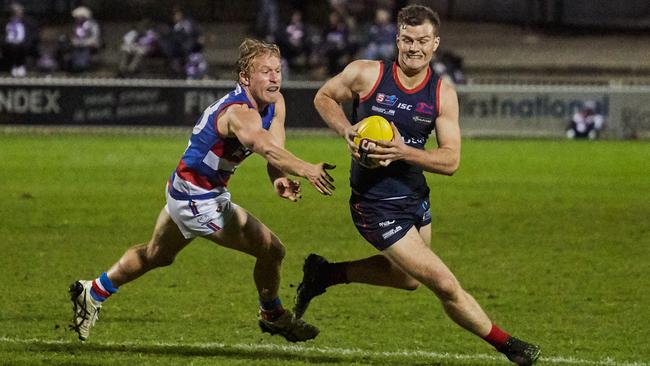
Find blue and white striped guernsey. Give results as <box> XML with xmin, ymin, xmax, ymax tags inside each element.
<box><xmin>168</xmin><ymin>84</ymin><xmax>275</xmax><ymax>200</ymax></box>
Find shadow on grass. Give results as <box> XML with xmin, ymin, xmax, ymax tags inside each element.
<box><xmin>17</xmin><ymin>340</ymin><xmax>445</xmax><ymax>366</ymax></box>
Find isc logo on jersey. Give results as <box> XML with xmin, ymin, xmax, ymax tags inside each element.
<box><xmin>353</xmin><ymin>115</ymin><xmax>394</xmax><ymax>169</ymax></box>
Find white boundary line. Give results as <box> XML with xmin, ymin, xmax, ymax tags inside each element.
<box><xmin>0</xmin><ymin>336</ymin><xmax>647</xmax><ymax>366</ymax></box>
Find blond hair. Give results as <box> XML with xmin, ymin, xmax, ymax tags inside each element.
<box><xmin>236</xmin><ymin>38</ymin><xmax>281</xmax><ymax>80</ymax></box>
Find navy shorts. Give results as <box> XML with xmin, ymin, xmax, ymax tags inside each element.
<box><xmin>350</xmin><ymin>195</ymin><xmax>431</xmax><ymax>251</ymax></box>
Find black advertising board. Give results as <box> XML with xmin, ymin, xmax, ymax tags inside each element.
<box><xmin>0</xmin><ymin>78</ymin><xmax>326</xmax><ymax>128</ymax></box>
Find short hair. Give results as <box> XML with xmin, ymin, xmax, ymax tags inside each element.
<box><xmin>236</xmin><ymin>38</ymin><xmax>281</xmax><ymax>79</ymax></box>
<box><xmin>397</xmin><ymin>5</ymin><xmax>441</xmax><ymax>36</ymax></box>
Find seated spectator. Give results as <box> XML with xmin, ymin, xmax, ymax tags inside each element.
<box><xmin>118</xmin><ymin>19</ymin><xmax>159</xmax><ymax>76</ymax></box>
<box><xmin>2</xmin><ymin>3</ymin><xmax>38</xmax><ymax>77</ymax></box>
<box><xmin>363</xmin><ymin>8</ymin><xmax>396</xmax><ymax>61</ymax></box>
<box><xmin>35</xmin><ymin>43</ymin><xmax>58</xmax><ymax>73</ymax></box>
<box><xmin>566</xmin><ymin>100</ymin><xmax>605</xmax><ymax>140</ymax></box>
<box><xmin>184</xmin><ymin>44</ymin><xmax>208</xmax><ymax>80</ymax></box>
<box><xmin>432</xmin><ymin>50</ymin><xmax>466</xmax><ymax>85</ymax></box>
<box><xmin>60</xmin><ymin>6</ymin><xmax>101</xmax><ymax>73</ymax></box>
<box><xmin>276</xmin><ymin>10</ymin><xmax>311</xmax><ymax>71</ymax></box>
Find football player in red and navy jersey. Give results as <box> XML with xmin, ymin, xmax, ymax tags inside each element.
<box><xmin>296</xmin><ymin>5</ymin><xmax>540</xmax><ymax>365</ymax></box>
<box><xmin>69</xmin><ymin>39</ymin><xmax>334</xmax><ymax>343</ymax></box>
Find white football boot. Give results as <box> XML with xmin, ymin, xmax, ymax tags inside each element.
<box><xmin>69</xmin><ymin>280</ymin><xmax>102</xmax><ymax>341</ymax></box>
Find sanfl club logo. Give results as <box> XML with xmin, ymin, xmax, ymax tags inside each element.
<box><xmin>376</xmin><ymin>93</ymin><xmax>398</xmax><ymax>107</ymax></box>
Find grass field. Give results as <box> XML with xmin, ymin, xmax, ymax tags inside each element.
<box><xmin>0</xmin><ymin>131</ymin><xmax>648</xmax><ymax>366</ymax></box>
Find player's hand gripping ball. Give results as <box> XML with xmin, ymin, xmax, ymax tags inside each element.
<box><xmin>353</xmin><ymin>115</ymin><xmax>394</xmax><ymax>169</ymax></box>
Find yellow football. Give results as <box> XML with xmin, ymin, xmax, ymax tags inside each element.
<box><xmin>353</xmin><ymin>115</ymin><xmax>394</xmax><ymax>169</ymax></box>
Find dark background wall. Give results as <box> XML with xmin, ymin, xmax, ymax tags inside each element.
<box><xmin>3</xmin><ymin>0</ymin><xmax>650</xmax><ymax>29</ymax></box>
<box><xmin>422</xmin><ymin>0</ymin><xmax>650</xmax><ymax>29</ymax></box>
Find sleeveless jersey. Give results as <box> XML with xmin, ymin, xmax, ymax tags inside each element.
<box><xmin>169</xmin><ymin>83</ymin><xmax>275</xmax><ymax>200</ymax></box>
<box><xmin>352</xmin><ymin>61</ymin><xmax>441</xmax><ymax>200</ymax></box>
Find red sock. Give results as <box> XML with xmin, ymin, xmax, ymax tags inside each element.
<box><xmin>483</xmin><ymin>324</ymin><xmax>510</xmax><ymax>350</ymax></box>
<box><xmin>324</xmin><ymin>262</ymin><xmax>349</xmax><ymax>287</ymax></box>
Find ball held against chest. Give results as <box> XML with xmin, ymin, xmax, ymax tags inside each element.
<box><xmin>353</xmin><ymin>115</ymin><xmax>394</xmax><ymax>169</ymax></box>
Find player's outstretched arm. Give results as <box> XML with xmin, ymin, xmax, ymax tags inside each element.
<box><xmin>368</xmin><ymin>79</ymin><xmax>460</xmax><ymax>175</ymax></box>
<box><xmin>266</xmin><ymin>96</ymin><xmax>303</xmax><ymax>202</ymax></box>
<box><xmin>223</xmin><ymin>103</ymin><xmax>336</xmax><ymax>195</ymax></box>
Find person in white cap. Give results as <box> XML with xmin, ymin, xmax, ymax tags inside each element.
<box><xmin>69</xmin><ymin>6</ymin><xmax>101</xmax><ymax>72</ymax></box>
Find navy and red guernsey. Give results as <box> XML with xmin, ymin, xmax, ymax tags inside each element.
<box><xmin>169</xmin><ymin>83</ymin><xmax>275</xmax><ymax>200</ymax></box>
<box><xmin>352</xmin><ymin>61</ymin><xmax>442</xmax><ymax>200</ymax></box>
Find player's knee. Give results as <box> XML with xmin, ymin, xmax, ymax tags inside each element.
<box><xmin>153</xmin><ymin>253</ymin><xmax>177</xmax><ymax>267</ymax></box>
<box><xmin>270</xmin><ymin>239</ymin><xmax>286</xmax><ymax>261</ymax></box>
<box><xmin>431</xmin><ymin>275</ymin><xmax>461</xmax><ymax>302</ymax></box>
<box><xmin>260</xmin><ymin>236</ymin><xmax>285</xmax><ymax>262</ymax></box>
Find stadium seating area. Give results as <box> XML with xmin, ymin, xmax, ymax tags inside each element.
<box><xmin>15</xmin><ymin>20</ymin><xmax>650</xmax><ymax>85</ymax></box>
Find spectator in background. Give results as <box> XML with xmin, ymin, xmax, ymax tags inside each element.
<box><xmin>2</xmin><ymin>3</ymin><xmax>37</xmax><ymax>77</ymax></box>
<box><xmin>327</xmin><ymin>0</ymin><xmax>360</xmax><ymax>56</ymax></box>
<box><xmin>432</xmin><ymin>50</ymin><xmax>466</xmax><ymax>85</ymax></box>
<box><xmin>184</xmin><ymin>43</ymin><xmax>208</xmax><ymax>79</ymax></box>
<box><xmin>159</xmin><ymin>8</ymin><xmax>203</xmax><ymax>75</ymax></box>
<box><xmin>68</xmin><ymin>6</ymin><xmax>101</xmax><ymax>72</ymax></box>
<box><xmin>118</xmin><ymin>19</ymin><xmax>159</xmax><ymax>76</ymax></box>
<box><xmin>254</xmin><ymin>0</ymin><xmax>279</xmax><ymax>42</ymax></box>
<box><xmin>276</xmin><ymin>10</ymin><xmax>311</xmax><ymax>73</ymax></box>
<box><xmin>566</xmin><ymin>100</ymin><xmax>605</xmax><ymax>140</ymax></box>
<box><xmin>319</xmin><ymin>11</ymin><xmax>352</xmax><ymax>76</ymax></box>
<box><xmin>363</xmin><ymin>8</ymin><xmax>396</xmax><ymax>61</ymax></box>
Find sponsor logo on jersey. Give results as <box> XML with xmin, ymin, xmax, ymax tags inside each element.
<box><xmin>371</xmin><ymin>105</ymin><xmax>396</xmax><ymax>116</ymax></box>
<box><xmin>382</xmin><ymin>225</ymin><xmax>403</xmax><ymax>239</ymax></box>
<box><xmin>379</xmin><ymin>220</ymin><xmax>396</xmax><ymax>228</ymax></box>
<box><xmin>397</xmin><ymin>103</ymin><xmax>412</xmax><ymax>111</ymax></box>
<box><xmin>376</xmin><ymin>93</ymin><xmax>398</xmax><ymax>106</ymax></box>
<box><xmin>422</xmin><ymin>209</ymin><xmax>431</xmax><ymax>222</ymax></box>
<box><xmin>413</xmin><ymin>115</ymin><xmax>433</xmax><ymax>124</ymax></box>
<box><xmin>416</xmin><ymin>102</ymin><xmax>434</xmax><ymax>115</ymax></box>
<box><xmin>404</xmin><ymin>136</ymin><xmax>426</xmax><ymax>145</ymax></box>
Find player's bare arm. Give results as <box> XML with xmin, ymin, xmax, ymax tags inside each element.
<box><xmin>222</xmin><ymin>102</ymin><xmax>336</xmax><ymax>195</ymax></box>
<box><xmin>369</xmin><ymin>79</ymin><xmax>461</xmax><ymax>175</ymax></box>
<box><xmin>314</xmin><ymin>60</ymin><xmax>382</xmax><ymax>155</ymax></box>
<box><xmin>265</xmin><ymin>95</ymin><xmax>302</xmax><ymax>202</ymax></box>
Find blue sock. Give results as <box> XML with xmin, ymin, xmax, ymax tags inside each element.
<box><xmin>259</xmin><ymin>297</ymin><xmax>282</xmax><ymax>311</ymax></box>
<box><xmin>89</xmin><ymin>272</ymin><xmax>118</xmax><ymax>302</ymax></box>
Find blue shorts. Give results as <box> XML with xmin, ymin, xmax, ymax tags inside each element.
<box><xmin>350</xmin><ymin>195</ymin><xmax>431</xmax><ymax>251</ymax></box>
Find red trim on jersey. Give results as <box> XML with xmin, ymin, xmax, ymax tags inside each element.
<box><xmin>207</xmin><ymin>222</ymin><xmax>222</xmax><ymax>231</ymax></box>
<box><xmin>392</xmin><ymin>62</ymin><xmax>431</xmax><ymax>94</ymax></box>
<box><xmin>435</xmin><ymin>78</ymin><xmax>442</xmax><ymax>116</ymax></box>
<box><xmin>176</xmin><ymin>160</ymin><xmax>216</xmax><ymax>190</ymax></box>
<box><xmin>359</xmin><ymin>62</ymin><xmax>385</xmax><ymax>103</ymax></box>
<box><xmin>210</xmin><ymin>139</ymin><xmax>225</xmax><ymax>157</ymax></box>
